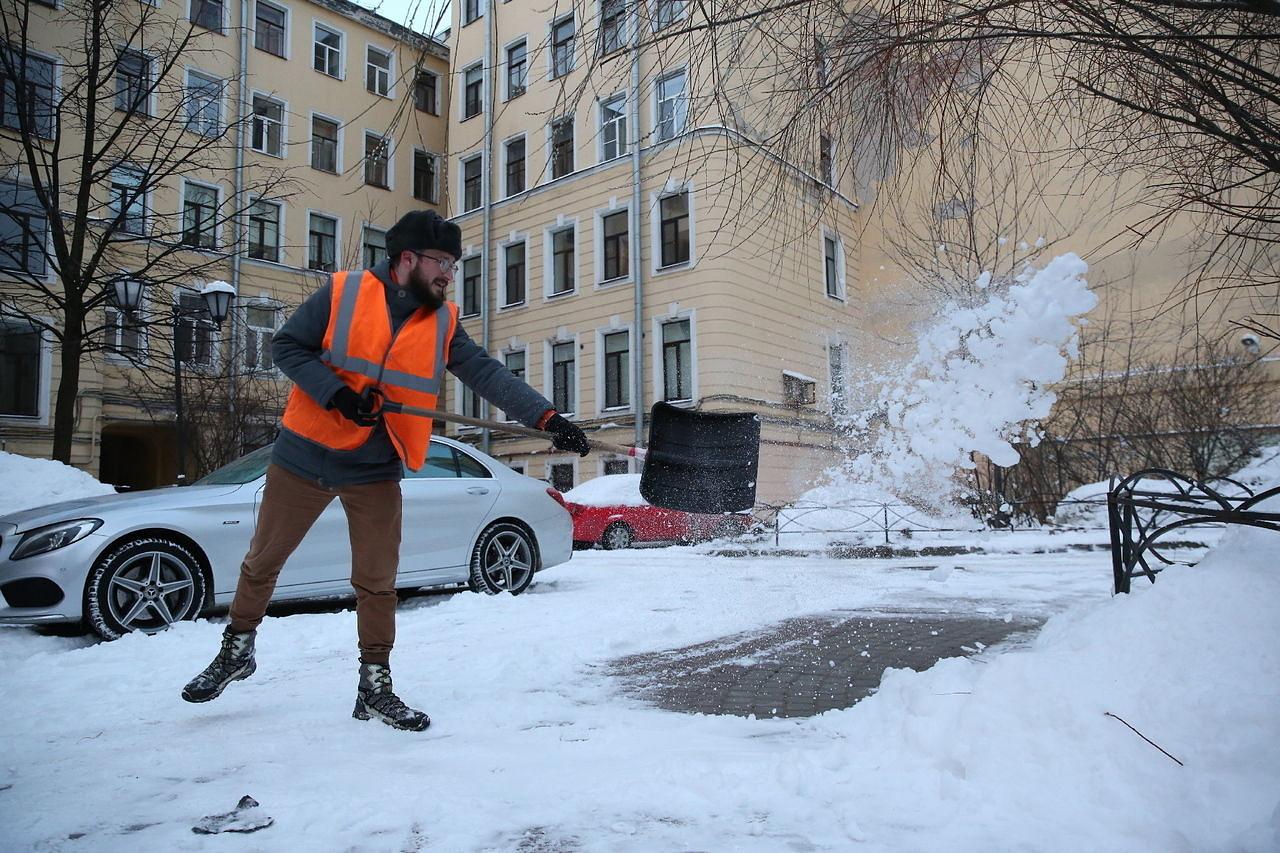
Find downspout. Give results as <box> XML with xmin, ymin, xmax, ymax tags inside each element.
<box><xmin>629</xmin><ymin>24</ymin><xmax>645</xmax><ymax>451</ymax></box>
<box><xmin>480</xmin><ymin>0</ymin><xmax>495</xmax><ymax>454</ymax></box>
<box><xmin>228</xmin><ymin>0</ymin><xmax>251</xmax><ymax>422</ymax></box>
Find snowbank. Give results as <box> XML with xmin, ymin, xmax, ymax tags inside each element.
<box><xmin>563</xmin><ymin>473</ymin><xmax>647</xmax><ymax>507</ymax></box>
<box><xmin>0</xmin><ymin>450</ymin><xmax>116</xmax><ymax>518</ymax></box>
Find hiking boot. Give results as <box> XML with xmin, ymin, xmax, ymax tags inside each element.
<box><xmin>181</xmin><ymin>626</ymin><xmax>256</xmax><ymax>703</ymax></box>
<box><xmin>353</xmin><ymin>662</ymin><xmax>431</xmax><ymax>731</ymax></box>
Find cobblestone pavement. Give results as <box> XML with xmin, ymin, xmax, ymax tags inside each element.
<box><xmin>610</xmin><ymin>610</ymin><xmax>1041</xmax><ymax>718</ymax></box>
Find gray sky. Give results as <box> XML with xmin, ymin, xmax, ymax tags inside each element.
<box><xmin>352</xmin><ymin>0</ymin><xmax>453</xmax><ymax>37</ymax></box>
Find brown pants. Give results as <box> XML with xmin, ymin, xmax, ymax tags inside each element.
<box><xmin>228</xmin><ymin>464</ymin><xmax>403</xmax><ymax>665</ymax></box>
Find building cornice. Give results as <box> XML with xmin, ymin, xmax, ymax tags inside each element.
<box><xmin>306</xmin><ymin>0</ymin><xmax>449</xmax><ymax>59</ymax></box>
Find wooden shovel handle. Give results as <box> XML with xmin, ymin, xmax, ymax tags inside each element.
<box><xmin>379</xmin><ymin>400</ymin><xmax>646</xmax><ymax>459</ymax></box>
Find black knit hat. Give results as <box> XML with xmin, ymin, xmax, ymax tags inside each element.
<box><xmin>386</xmin><ymin>210</ymin><xmax>462</xmax><ymax>262</ymax></box>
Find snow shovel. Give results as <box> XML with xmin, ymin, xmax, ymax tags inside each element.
<box><xmin>370</xmin><ymin>395</ymin><xmax>760</xmax><ymax>513</ymax></box>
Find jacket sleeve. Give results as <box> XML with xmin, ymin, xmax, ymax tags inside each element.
<box><xmin>447</xmin><ymin>320</ymin><xmax>555</xmax><ymax>428</ymax></box>
<box><xmin>271</xmin><ymin>282</ymin><xmax>347</xmax><ymax>408</ymax></box>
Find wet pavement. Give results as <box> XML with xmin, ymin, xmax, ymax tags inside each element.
<box><xmin>610</xmin><ymin>610</ymin><xmax>1041</xmax><ymax>718</ymax></box>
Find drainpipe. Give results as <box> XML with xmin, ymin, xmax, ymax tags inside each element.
<box><xmin>629</xmin><ymin>27</ymin><xmax>645</xmax><ymax>451</ymax></box>
<box><xmin>228</xmin><ymin>0</ymin><xmax>251</xmax><ymax>430</ymax></box>
<box><xmin>480</xmin><ymin>0</ymin><xmax>495</xmax><ymax>454</ymax></box>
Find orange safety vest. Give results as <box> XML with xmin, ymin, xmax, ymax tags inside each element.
<box><xmin>281</xmin><ymin>269</ymin><xmax>458</xmax><ymax>471</ymax></box>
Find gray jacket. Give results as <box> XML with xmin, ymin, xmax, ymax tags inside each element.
<box><xmin>269</xmin><ymin>261</ymin><xmax>554</xmax><ymax>485</ymax></box>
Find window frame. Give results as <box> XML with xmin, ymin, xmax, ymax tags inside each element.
<box><xmin>414</xmin><ymin>69</ymin><xmax>439</xmax><ymax>114</ymax></box>
<box><xmin>651</xmin><ymin>311</ymin><xmax>697</xmax><ymax>405</ymax></box>
<box><xmin>246</xmin><ymin>196</ymin><xmax>284</xmax><ymax>264</ymax></box>
<box><xmin>461</xmin><ymin>61</ymin><xmax>484</xmax><ymax>121</ymax></box>
<box><xmin>821</xmin><ymin>228</ymin><xmax>846</xmax><ymax>301</ymax></box>
<box><xmin>460</xmin><ymin>152</ymin><xmax>484</xmax><ymax>213</ymax></box>
<box><xmin>598</xmin><ymin>92</ymin><xmax>628</xmax><ymax>162</ymax></box>
<box><xmin>306</xmin><ymin>210</ymin><xmax>340</xmax><ymax>273</ymax></box>
<box><xmin>548</xmin><ymin>115</ymin><xmax>574</xmax><ymax>180</ymax></box>
<box><xmin>652</xmin><ymin>0</ymin><xmax>687</xmax><ymax>30</ymax></box>
<box><xmin>545</xmin><ymin>335</ymin><xmax>579</xmax><ymax>418</ymax></box>
<box><xmin>189</xmin><ymin>0</ymin><xmax>226</xmax><ymax>34</ymax></box>
<box><xmin>828</xmin><ymin>339</ymin><xmax>848</xmax><ymax>419</ymax></box>
<box><xmin>594</xmin><ymin>204</ymin><xmax>631</xmax><ymax>286</ymax></box>
<box><xmin>183</xmin><ymin>67</ymin><xmax>223</xmax><ymax>138</ymax></box>
<box><xmin>249</xmin><ymin>91</ymin><xmax>287</xmax><ymax>158</ymax></box>
<box><xmin>108</xmin><ymin>166</ymin><xmax>149</xmax><ymax>237</ymax></box>
<box><xmin>0</xmin><ymin>178</ymin><xmax>50</xmax><ymax>277</ymax></box>
<box><xmin>412</xmin><ymin>148</ymin><xmax>439</xmax><ymax>203</ymax></box>
<box><xmin>460</xmin><ymin>254</ymin><xmax>482</xmax><ymax>318</ymax></box>
<box><xmin>499</xmin><ymin>346</ymin><xmax>528</xmax><ymax>422</ymax></box>
<box><xmin>599</xmin><ymin>0</ymin><xmax>627</xmax><ymax>56</ymax></box>
<box><xmin>504</xmin><ymin>37</ymin><xmax>528</xmax><ymax>101</ymax></box>
<box><xmin>596</xmin><ymin>324</ymin><xmax>633</xmax><ymax>413</ymax></box>
<box><xmin>174</xmin><ymin>288</ymin><xmax>221</xmax><ymax>373</ymax></box>
<box><xmin>254</xmin><ymin>0</ymin><xmax>290</xmax><ymax>58</ymax></box>
<box><xmin>654</xmin><ymin>68</ymin><xmax>688</xmax><ymax>142</ymax></box>
<box><xmin>363</xmin><ymin>130</ymin><xmax>392</xmax><ymax>190</ymax></box>
<box><xmin>361</xmin><ymin>223</ymin><xmax>387</xmax><ymax>270</ymax></box>
<box><xmin>499</xmin><ymin>235</ymin><xmax>528</xmax><ymax>308</ymax></box>
<box><xmin>0</xmin><ymin>46</ymin><xmax>58</xmax><ymax>139</ymax></box>
<box><xmin>115</xmin><ymin>47</ymin><xmax>154</xmax><ymax>117</ymax></box>
<box><xmin>312</xmin><ymin>21</ymin><xmax>345</xmax><ymax>79</ymax></box>
<box><xmin>242</xmin><ymin>301</ymin><xmax>281</xmax><ymax>373</ymax></box>
<box><xmin>179</xmin><ymin>178</ymin><xmax>221</xmax><ymax>251</ymax></box>
<box><xmin>462</xmin><ymin>0</ymin><xmax>484</xmax><ymax>26</ymax></box>
<box><xmin>503</xmin><ymin>134</ymin><xmax>526</xmax><ymax>197</ymax></box>
<box><xmin>309</xmin><ymin>111</ymin><xmax>342</xmax><ymax>174</ymax></box>
<box><xmin>549</xmin><ymin>15</ymin><xmax>576</xmax><ymax>79</ymax></box>
<box><xmin>104</xmin><ymin>289</ymin><xmax>148</xmax><ymax>364</ymax></box>
<box><xmin>0</xmin><ymin>312</ymin><xmax>53</xmax><ymax>424</ymax></box>
<box><xmin>651</xmin><ymin>186</ymin><xmax>695</xmax><ymax>272</ymax></box>
<box><xmin>365</xmin><ymin>43</ymin><xmax>394</xmax><ymax>97</ymax></box>
<box><xmin>543</xmin><ymin>220</ymin><xmax>578</xmax><ymax>299</ymax></box>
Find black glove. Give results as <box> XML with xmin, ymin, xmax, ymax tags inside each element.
<box><xmin>329</xmin><ymin>387</ymin><xmax>380</xmax><ymax>427</ymax></box>
<box><xmin>544</xmin><ymin>414</ymin><xmax>590</xmax><ymax>456</ymax></box>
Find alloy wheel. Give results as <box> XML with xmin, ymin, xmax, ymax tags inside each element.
<box><xmin>105</xmin><ymin>550</ymin><xmax>199</xmax><ymax>633</ymax></box>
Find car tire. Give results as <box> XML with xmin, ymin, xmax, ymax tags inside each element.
<box><xmin>468</xmin><ymin>522</ymin><xmax>539</xmax><ymax>596</ymax></box>
<box><xmin>601</xmin><ymin>522</ymin><xmax>634</xmax><ymax>550</ymax></box>
<box><xmin>86</xmin><ymin>536</ymin><xmax>207</xmax><ymax>640</ymax></box>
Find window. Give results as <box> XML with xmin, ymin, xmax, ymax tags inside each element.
<box><xmin>504</xmin><ymin>242</ymin><xmax>525</xmax><ymax>306</ymax></box>
<box><xmin>313</xmin><ymin>24</ymin><xmax>342</xmax><ymax>77</ymax></box>
<box><xmin>244</xmin><ymin>306</ymin><xmax>277</xmax><ymax>370</ymax></box>
<box><xmin>109</xmin><ymin>168</ymin><xmax>147</xmax><ymax>235</ymax></box>
<box><xmin>1</xmin><ymin>49</ymin><xmax>56</xmax><ymax>137</ymax></box>
<box><xmin>601</xmin><ymin>95</ymin><xmax>627</xmax><ymax>161</ymax></box>
<box><xmin>550</xmin><ymin>117</ymin><xmax>574</xmax><ymax>179</ymax></box>
<box><xmin>190</xmin><ymin>0</ymin><xmax>224</xmax><ymax>32</ymax></box>
<box><xmin>656</xmin><ymin>70</ymin><xmax>687</xmax><ymax>141</ymax></box>
<box><xmin>659</xmin><ymin>192</ymin><xmax>689</xmax><ymax>267</ymax></box>
<box><xmin>461</xmin><ymin>384</ymin><xmax>481</xmax><ymax>418</ymax></box>
<box><xmin>551</xmin><ymin>227</ymin><xmax>574</xmax><ymax>295</ymax></box>
<box><xmin>820</xmin><ymin>134</ymin><xmax>833</xmax><ymax>185</ymax></box>
<box><xmin>551</xmin><ymin>340</ymin><xmax>575</xmax><ymax>413</ymax></box>
<box><xmin>603</xmin><ymin>330</ymin><xmax>629</xmax><ymax>409</ymax></box>
<box><xmin>176</xmin><ymin>292</ymin><xmax>215</xmax><ymax>368</ymax></box>
<box><xmin>311</xmin><ymin>115</ymin><xmax>339</xmax><ymax>172</ymax></box>
<box><xmin>604</xmin><ymin>458</ymin><xmax>629</xmax><ymax>475</ymax></box>
<box><xmin>181</xmin><ymin>182</ymin><xmax>218</xmax><ymax>249</ymax></box>
<box><xmin>247</xmin><ymin>199</ymin><xmax>281</xmax><ymax>262</ymax></box>
<box><xmin>362</xmin><ymin>225</ymin><xmax>386</xmax><ymax>269</ymax></box>
<box><xmin>551</xmin><ymin>17</ymin><xmax>575</xmax><ymax>78</ymax></box>
<box><xmin>462</xmin><ymin>155</ymin><xmax>482</xmax><ymax>212</ymax></box>
<box><xmin>364</xmin><ymin>133</ymin><xmax>390</xmax><ymax>188</ymax></box>
<box><xmin>654</xmin><ymin>0</ymin><xmax>684</xmax><ymax>29</ymax></box>
<box><xmin>116</xmin><ymin>50</ymin><xmax>151</xmax><ymax>115</ymax></box>
<box><xmin>366</xmin><ymin>46</ymin><xmax>392</xmax><ymax>96</ymax></box>
<box><xmin>463</xmin><ymin>0</ymin><xmax>482</xmax><ymax>25</ymax></box>
<box><xmin>549</xmin><ymin>462</ymin><xmax>574</xmax><ymax>492</ymax></box>
<box><xmin>105</xmin><ymin>298</ymin><xmax>145</xmax><ymax>359</ymax></box>
<box><xmin>0</xmin><ymin>318</ymin><xmax>42</xmax><ymax>417</ymax></box>
<box><xmin>185</xmin><ymin>70</ymin><xmax>221</xmax><ymax>136</ymax></box>
<box><xmin>307</xmin><ymin>212</ymin><xmax>337</xmax><ymax>272</ymax></box>
<box><xmin>601</xmin><ymin>209</ymin><xmax>629</xmax><ymax>282</ymax></box>
<box><xmin>501</xmin><ymin>349</ymin><xmax>526</xmax><ymax>419</ymax></box>
<box><xmin>413</xmin><ymin>150</ymin><xmax>437</xmax><ymax>203</ymax></box>
<box><xmin>824</xmin><ymin>234</ymin><xmax>840</xmax><ymax>298</ymax></box>
<box><xmin>829</xmin><ymin>342</ymin><xmax>847</xmax><ymax>418</ymax></box>
<box><xmin>661</xmin><ymin>318</ymin><xmax>691</xmax><ymax>401</ymax></box>
<box><xmin>505</xmin><ymin>137</ymin><xmax>525</xmax><ymax>196</ymax></box>
<box><xmin>0</xmin><ymin>180</ymin><xmax>47</xmax><ymax>276</ymax></box>
<box><xmin>506</xmin><ymin>41</ymin><xmax>527</xmax><ymax>99</ymax></box>
<box><xmin>463</xmin><ymin>64</ymin><xmax>483</xmax><ymax>119</ymax></box>
<box><xmin>255</xmin><ymin>1</ymin><xmax>287</xmax><ymax>56</ymax></box>
<box><xmin>251</xmin><ymin>95</ymin><xmax>285</xmax><ymax>157</ymax></box>
<box><xmin>600</xmin><ymin>0</ymin><xmax>625</xmax><ymax>55</ymax></box>
<box><xmin>461</xmin><ymin>256</ymin><xmax>481</xmax><ymax>317</ymax></box>
<box><xmin>414</xmin><ymin>70</ymin><xmax>438</xmax><ymax>113</ymax></box>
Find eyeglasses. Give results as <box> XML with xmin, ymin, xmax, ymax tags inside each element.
<box><xmin>411</xmin><ymin>252</ymin><xmax>457</xmax><ymax>274</ymax></box>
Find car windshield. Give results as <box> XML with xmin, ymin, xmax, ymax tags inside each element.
<box><xmin>195</xmin><ymin>445</ymin><xmax>274</xmax><ymax>485</ymax></box>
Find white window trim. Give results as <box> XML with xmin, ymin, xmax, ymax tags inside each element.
<box><xmin>598</xmin><ymin>454</ymin><xmax>633</xmax><ymax>477</ymax></box>
<box><xmin>459</xmin><ymin>151</ymin><xmax>485</xmax><ymax>213</ymax></box>
<box><xmin>597</xmin><ymin>92</ymin><xmax>628</xmax><ymax>164</ymax></box>
<box><xmin>648</xmin><ymin>180</ymin><xmax>697</xmax><ymax>274</ymax></box>
<box><xmin>460</xmin><ymin>60</ymin><xmax>485</xmax><ymax>122</ymax></box>
<box><xmin>498</xmin><ymin>232</ymin><xmax>529</xmax><ymax>309</ymax></box>
<box><xmin>253</xmin><ymin>0</ymin><xmax>292</xmax><ymax>59</ymax></box>
<box><xmin>545</xmin><ymin>114</ymin><xmax>575</xmax><ymax>182</ymax></box>
<box><xmin>188</xmin><ymin>0</ymin><xmax>227</xmax><ymax>33</ymax></box>
<box><xmin>650</xmin><ymin>0</ymin><xmax>690</xmax><ymax>32</ymax></box>
<box><xmin>503</xmin><ymin>35</ymin><xmax>528</xmax><ymax>101</ymax></box>
<box><xmin>182</xmin><ymin>65</ymin><xmax>225</xmax><ymax>138</ymax></box>
<box><xmin>461</xmin><ymin>0</ymin><xmax>486</xmax><ymax>26</ymax></box>
<box><xmin>179</xmin><ymin>177</ymin><xmax>223</xmax><ymax>251</ymax></box>
<box><xmin>415</xmin><ymin>68</ymin><xmax>440</xmax><ymax>114</ymax></box>
<box><xmin>451</xmin><ymin>376</ymin><xmax>482</xmax><ymax>430</ymax></box>
<box><xmin>0</xmin><ymin>312</ymin><xmax>54</xmax><ymax>425</ymax></box>
<box><xmin>652</xmin><ymin>67</ymin><xmax>689</xmax><ymax>144</ymax></box>
<box><xmin>362</xmin><ymin>129</ymin><xmax>394</xmax><ymax>190</ymax></box>
<box><xmin>108</xmin><ymin>163</ymin><xmax>151</xmax><ymax>237</ymax></box>
<box><xmin>244</xmin><ymin>194</ymin><xmax>287</xmax><ymax>268</ymax></box>
<box><xmin>598</xmin><ymin>0</ymin><xmax>631</xmax><ymax>56</ymax></box>
<box><xmin>501</xmin><ymin>132</ymin><xmax>527</xmax><ymax>198</ymax></box>
<box><xmin>544</xmin><ymin>455</ymin><xmax>579</xmax><ymax>490</ymax></box>
<box><xmin>412</xmin><ymin>146</ymin><xmax>441</xmax><ymax>203</ymax></box>
<box><xmin>459</xmin><ymin>253</ymin><xmax>483</xmax><ymax>318</ymax></box>
<box><xmin>304</xmin><ymin>208</ymin><xmax>342</xmax><ymax>273</ymax></box>
<box><xmin>173</xmin><ymin>285</ymin><xmax>225</xmax><ymax>375</ymax></box>
<box><xmin>116</xmin><ymin>44</ymin><xmax>158</xmax><ymax>118</ymax></box>
<box><xmin>364</xmin><ymin>42</ymin><xmax>395</xmax><ymax>98</ymax></box>
<box><xmin>241</xmin><ymin>297</ymin><xmax>283</xmax><ymax>375</ymax></box>
<box><xmin>308</xmin><ymin>110</ymin><xmax>344</xmax><ymax>174</ymax></box>
<box><xmin>547</xmin><ymin>13</ymin><xmax>576</xmax><ymax>80</ymax></box>
<box><xmin>249</xmin><ymin>90</ymin><xmax>289</xmax><ymax>158</ymax></box>
<box><xmin>593</xmin><ymin>200</ymin><xmax>632</xmax><ymax>287</ymax></box>
<box><xmin>312</xmin><ymin>20</ymin><xmax>347</xmax><ymax>80</ymax></box>
<box><xmin>821</xmin><ymin>227</ymin><xmax>847</xmax><ymax>301</ymax></box>
<box><xmin>103</xmin><ymin>292</ymin><xmax>149</xmax><ymax>365</ymax></box>
<box><xmin>542</xmin><ymin>216</ymin><xmax>580</xmax><ymax>300</ymax></box>
<box><xmin>651</xmin><ymin>307</ymin><xmax>698</xmax><ymax>406</ymax></box>
<box><xmin>544</xmin><ymin>333</ymin><xmax>580</xmax><ymax>418</ymax></box>
<box><xmin>594</xmin><ymin>322</ymin><xmax>634</xmax><ymax>415</ymax></box>
<box><xmin>499</xmin><ymin>343</ymin><xmax>529</xmax><ymax>422</ymax></box>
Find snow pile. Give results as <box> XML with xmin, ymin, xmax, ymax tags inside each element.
<box><xmin>1230</xmin><ymin>446</ymin><xmax>1280</xmax><ymax>492</ymax></box>
<box><xmin>0</xmin><ymin>450</ymin><xmax>116</xmax><ymax>518</ymax></box>
<box><xmin>827</xmin><ymin>254</ymin><xmax>1096</xmax><ymax>511</ymax></box>
<box><xmin>563</xmin><ymin>473</ymin><xmax>647</xmax><ymax>507</ymax></box>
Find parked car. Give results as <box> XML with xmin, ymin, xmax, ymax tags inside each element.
<box><xmin>0</xmin><ymin>437</ymin><xmax>573</xmax><ymax>639</ymax></box>
<box><xmin>563</xmin><ymin>474</ymin><xmax>753</xmax><ymax>549</ymax></box>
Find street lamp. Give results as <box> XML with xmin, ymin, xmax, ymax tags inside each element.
<box><xmin>108</xmin><ymin>279</ymin><xmax>236</xmax><ymax>483</ymax></box>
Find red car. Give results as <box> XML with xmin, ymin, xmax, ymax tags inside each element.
<box><xmin>562</xmin><ymin>474</ymin><xmax>752</xmax><ymax>549</ymax></box>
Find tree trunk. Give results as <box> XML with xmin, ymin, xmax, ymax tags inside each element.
<box><xmin>51</xmin><ymin>329</ymin><xmax>82</xmax><ymax>464</ymax></box>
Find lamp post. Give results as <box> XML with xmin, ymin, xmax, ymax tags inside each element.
<box><xmin>109</xmin><ymin>279</ymin><xmax>236</xmax><ymax>483</ymax></box>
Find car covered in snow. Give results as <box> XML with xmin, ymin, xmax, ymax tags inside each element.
<box><xmin>0</xmin><ymin>437</ymin><xmax>573</xmax><ymax>639</ymax></box>
<box><xmin>562</xmin><ymin>474</ymin><xmax>753</xmax><ymax>549</ymax></box>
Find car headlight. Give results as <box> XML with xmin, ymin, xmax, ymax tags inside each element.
<box><xmin>11</xmin><ymin>519</ymin><xmax>103</xmax><ymax>560</ymax></box>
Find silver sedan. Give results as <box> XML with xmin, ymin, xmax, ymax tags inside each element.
<box><xmin>0</xmin><ymin>437</ymin><xmax>573</xmax><ymax>639</ymax></box>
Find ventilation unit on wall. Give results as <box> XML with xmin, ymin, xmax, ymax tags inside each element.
<box><xmin>782</xmin><ymin>370</ymin><xmax>817</xmax><ymax>406</ymax></box>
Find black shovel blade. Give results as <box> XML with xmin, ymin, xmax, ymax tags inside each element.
<box><xmin>639</xmin><ymin>402</ymin><xmax>761</xmax><ymax>514</ymax></box>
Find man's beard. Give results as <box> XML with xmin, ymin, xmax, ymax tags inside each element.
<box><xmin>407</xmin><ymin>265</ymin><xmax>446</xmax><ymax>310</ymax></box>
